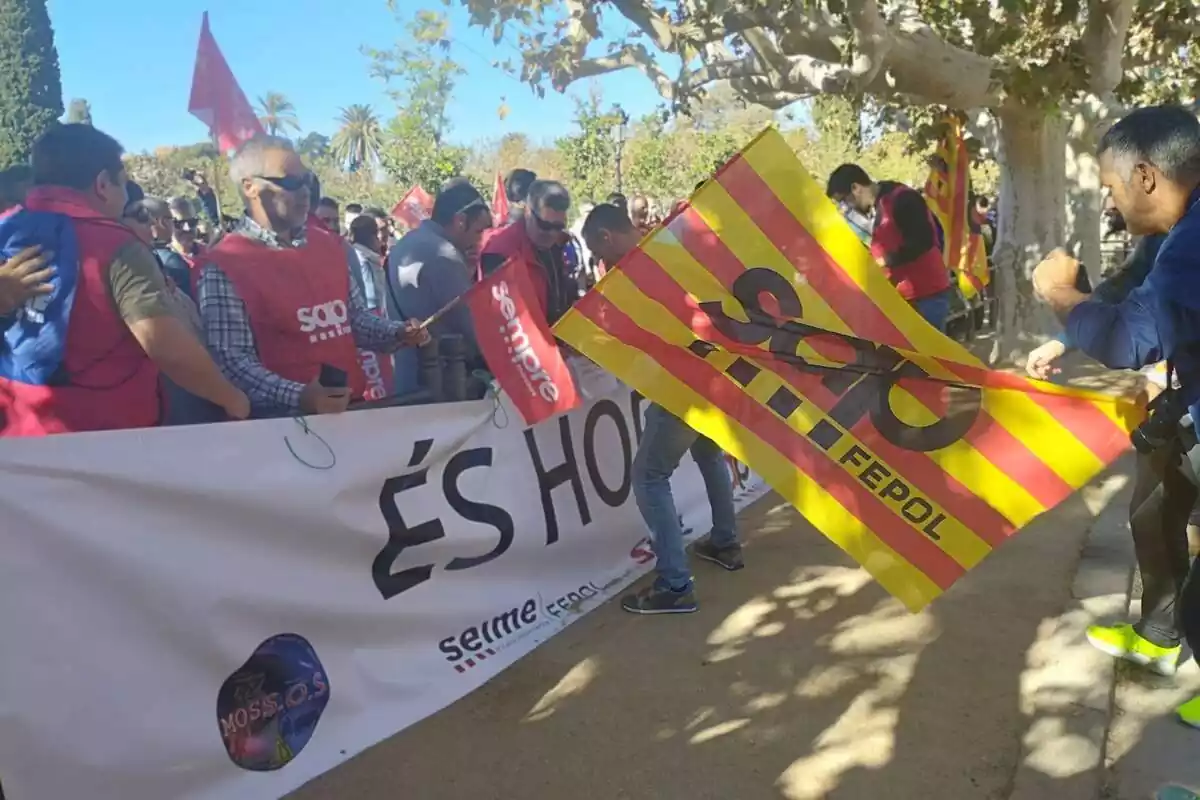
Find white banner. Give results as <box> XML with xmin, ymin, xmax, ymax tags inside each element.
<box><xmin>0</xmin><ymin>386</ymin><xmax>767</xmax><ymax>800</ymax></box>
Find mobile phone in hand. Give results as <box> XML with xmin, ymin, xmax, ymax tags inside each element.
<box><xmin>318</xmin><ymin>364</ymin><xmax>348</xmax><ymax>390</ymax></box>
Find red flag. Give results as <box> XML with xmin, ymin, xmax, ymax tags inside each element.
<box><xmin>188</xmin><ymin>13</ymin><xmax>264</xmax><ymax>152</ymax></box>
<box><xmin>392</xmin><ymin>186</ymin><xmax>434</xmax><ymax>230</ymax></box>
<box><xmin>491</xmin><ymin>172</ymin><xmax>510</xmax><ymax>222</ymax></box>
<box><xmin>465</xmin><ymin>259</ymin><xmax>580</xmax><ymax>426</ymax></box>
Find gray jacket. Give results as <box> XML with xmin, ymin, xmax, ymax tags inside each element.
<box><xmin>385</xmin><ymin>220</ymin><xmax>479</xmax><ymax>359</ymax></box>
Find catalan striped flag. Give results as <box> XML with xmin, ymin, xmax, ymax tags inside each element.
<box><xmin>555</xmin><ymin>128</ymin><xmax>1144</xmax><ymax>611</ymax></box>
<box><xmin>924</xmin><ymin>119</ymin><xmax>990</xmax><ymax>299</ymax></box>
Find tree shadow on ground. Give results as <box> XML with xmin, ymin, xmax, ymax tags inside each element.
<box><xmin>290</xmin><ymin>454</ymin><xmax>1132</xmax><ymax>800</ymax></box>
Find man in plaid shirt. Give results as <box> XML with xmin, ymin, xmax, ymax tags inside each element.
<box><xmin>197</xmin><ymin>136</ymin><xmax>426</xmax><ymax>419</ymax></box>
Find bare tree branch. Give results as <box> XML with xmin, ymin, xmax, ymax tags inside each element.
<box><xmin>844</xmin><ymin>0</ymin><xmax>892</xmax><ymax>87</ymax></box>
<box><xmin>1082</xmin><ymin>0</ymin><xmax>1136</xmax><ymax>94</ymax></box>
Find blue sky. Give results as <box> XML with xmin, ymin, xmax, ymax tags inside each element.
<box><xmin>47</xmin><ymin>0</ymin><xmax>675</xmax><ymax>154</ymax></box>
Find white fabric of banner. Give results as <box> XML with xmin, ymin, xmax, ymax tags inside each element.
<box><xmin>0</xmin><ymin>385</ymin><xmax>767</xmax><ymax>800</ymax></box>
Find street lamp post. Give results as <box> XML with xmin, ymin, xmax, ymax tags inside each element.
<box><xmin>613</xmin><ymin>105</ymin><xmax>630</xmax><ymax>194</ymax></box>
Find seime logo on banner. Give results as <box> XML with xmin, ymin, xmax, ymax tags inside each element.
<box><xmin>492</xmin><ymin>281</ymin><xmax>560</xmax><ymax>404</ymax></box>
<box><xmin>297</xmin><ymin>299</ymin><xmax>350</xmax><ymax>343</ymax></box>
<box><xmin>438</xmin><ymin>598</ymin><xmax>541</xmax><ymax>672</ymax></box>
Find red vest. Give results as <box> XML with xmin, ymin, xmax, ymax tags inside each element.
<box><xmin>200</xmin><ymin>226</ymin><xmax>366</xmax><ymax>399</ymax></box>
<box><xmin>871</xmin><ymin>184</ymin><xmax>952</xmax><ymax>301</ymax></box>
<box><xmin>0</xmin><ymin>188</ymin><xmax>161</xmax><ymax>437</ymax></box>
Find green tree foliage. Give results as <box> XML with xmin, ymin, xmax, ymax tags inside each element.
<box><xmin>65</xmin><ymin>98</ymin><xmax>91</xmax><ymax>126</ymax></box>
<box><xmin>296</xmin><ymin>132</ymin><xmax>331</xmax><ymax>161</ymax></box>
<box><xmin>255</xmin><ymin>92</ymin><xmax>299</xmax><ymax>137</ymax></box>
<box><xmin>331</xmin><ymin>104</ymin><xmax>383</xmax><ymax>172</ymax></box>
<box><xmin>378</xmin><ymin>112</ymin><xmax>467</xmax><ymax>191</ymax></box>
<box><xmin>0</xmin><ymin>0</ymin><xmax>62</xmax><ymax>167</ymax></box>
<box><xmin>554</xmin><ymin>90</ymin><xmax>625</xmax><ymax>205</ymax></box>
<box><xmin>368</xmin><ymin>10</ymin><xmax>467</xmax><ymax>191</ymax></box>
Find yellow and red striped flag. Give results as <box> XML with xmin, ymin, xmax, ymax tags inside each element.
<box><xmin>555</xmin><ymin>128</ymin><xmax>1143</xmax><ymax>611</ymax></box>
<box><xmin>924</xmin><ymin>119</ymin><xmax>990</xmax><ymax>299</ymax></box>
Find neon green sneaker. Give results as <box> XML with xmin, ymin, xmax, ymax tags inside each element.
<box><xmin>1177</xmin><ymin>696</ymin><xmax>1200</xmax><ymax>730</ymax></box>
<box><xmin>1157</xmin><ymin>784</ymin><xmax>1200</xmax><ymax>800</ymax></box>
<box><xmin>1085</xmin><ymin>623</ymin><xmax>1180</xmax><ymax>676</ymax></box>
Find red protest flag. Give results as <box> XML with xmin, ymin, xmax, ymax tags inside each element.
<box><xmin>392</xmin><ymin>186</ymin><xmax>434</xmax><ymax>231</ymax></box>
<box><xmin>465</xmin><ymin>259</ymin><xmax>580</xmax><ymax>426</ymax></box>
<box><xmin>491</xmin><ymin>172</ymin><xmax>510</xmax><ymax>223</ymax></box>
<box><xmin>188</xmin><ymin>12</ymin><xmax>264</xmax><ymax>152</ymax></box>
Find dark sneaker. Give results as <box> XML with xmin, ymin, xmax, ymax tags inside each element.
<box><xmin>621</xmin><ymin>582</ymin><xmax>698</xmax><ymax>615</ymax></box>
<box><xmin>693</xmin><ymin>538</ymin><xmax>744</xmax><ymax>571</ymax></box>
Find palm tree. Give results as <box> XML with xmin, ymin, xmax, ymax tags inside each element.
<box><xmin>331</xmin><ymin>104</ymin><xmax>382</xmax><ymax>173</ymax></box>
<box><xmin>256</xmin><ymin>92</ymin><xmax>300</xmax><ymax>137</ymax></box>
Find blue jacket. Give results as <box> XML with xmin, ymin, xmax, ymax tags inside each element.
<box><xmin>1067</xmin><ymin>190</ymin><xmax>1200</xmax><ymax>416</ymax></box>
<box><xmin>1056</xmin><ymin>234</ymin><xmax>1165</xmax><ymax>349</ymax></box>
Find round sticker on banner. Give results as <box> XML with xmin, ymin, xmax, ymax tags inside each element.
<box><xmin>215</xmin><ymin>633</ymin><xmax>330</xmax><ymax>772</ymax></box>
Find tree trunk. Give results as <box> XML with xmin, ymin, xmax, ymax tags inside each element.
<box><xmin>990</xmin><ymin>105</ymin><xmax>1070</xmax><ymax>365</ymax></box>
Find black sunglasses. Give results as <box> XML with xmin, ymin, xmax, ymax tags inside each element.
<box><xmin>531</xmin><ymin>210</ymin><xmax>566</xmax><ymax>232</ymax></box>
<box><xmin>173</xmin><ymin>217</ymin><xmax>200</xmax><ymax>231</ymax></box>
<box><xmin>257</xmin><ymin>173</ymin><xmax>313</xmax><ymax>193</ymax></box>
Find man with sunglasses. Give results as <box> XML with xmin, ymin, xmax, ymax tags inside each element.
<box><xmin>480</xmin><ymin>180</ymin><xmax>581</xmax><ymax>326</ymax></box>
<box><xmin>196</xmin><ymin>135</ymin><xmax>427</xmax><ymax>419</ymax></box>
<box><xmin>388</xmin><ymin>178</ymin><xmax>493</xmax><ymax>392</ymax></box>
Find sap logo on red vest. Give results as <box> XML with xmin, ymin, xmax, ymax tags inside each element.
<box><xmin>297</xmin><ymin>300</ymin><xmax>350</xmax><ymax>343</ymax></box>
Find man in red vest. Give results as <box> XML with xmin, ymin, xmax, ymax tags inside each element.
<box><xmin>826</xmin><ymin>164</ymin><xmax>954</xmax><ymax>331</ymax></box>
<box><xmin>196</xmin><ymin>136</ymin><xmax>427</xmax><ymax>419</ymax></box>
<box><xmin>479</xmin><ymin>180</ymin><xmax>581</xmax><ymax>327</ymax></box>
<box><xmin>0</xmin><ymin>124</ymin><xmax>249</xmax><ymax>436</ymax></box>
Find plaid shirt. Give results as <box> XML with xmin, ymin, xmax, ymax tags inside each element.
<box><xmin>197</xmin><ymin>217</ymin><xmax>405</xmax><ymax>416</ymax></box>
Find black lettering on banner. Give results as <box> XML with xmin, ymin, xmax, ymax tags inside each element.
<box><xmin>443</xmin><ymin>448</ymin><xmax>515</xmax><ymax>571</ymax></box>
<box><xmin>696</xmin><ymin>267</ymin><xmax>983</xmax><ymax>453</ymax></box>
<box><xmin>629</xmin><ymin>391</ymin><xmax>646</xmax><ymax>444</ymax></box>
<box><xmin>523</xmin><ymin>417</ymin><xmax>591</xmax><ymax>545</ymax></box>
<box><xmin>372</xmin><ymin>439</ymin><xmax>442</xmax><ymax>600</ymax></box>
<box><xmin>582</xmin><ymin>399</ymin><xmax>633</xmax><ymax>507</ymax></box>
<box><xmin>839</xmin><ymin>445</ymin><xmax>944</xmax><ymax>541</ymax></box>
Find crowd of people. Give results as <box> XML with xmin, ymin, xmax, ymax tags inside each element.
<box><xmin>6</xmin><ymin>108</ymin><xmax>1200</xmax><ymax>790</ymax></box>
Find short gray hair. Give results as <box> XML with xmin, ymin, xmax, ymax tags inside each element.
<box><xmin>167</xmin><ymin>195</ymin><xmax>194</xmax><ymax>217</ymax></box>
<box><xmin>140</xmin><ymin>197</ymin><xmax>169</xmax><ymax>217</ymax></box>
<box><xmin>228</xmin><ymin>135</ymin><xmax>296</xmax><ymax>187</ymax></box>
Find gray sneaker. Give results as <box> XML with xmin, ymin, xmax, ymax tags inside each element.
<box><xmin>621</xmin><ymin>581</ymin><xmax>698</xmax><ymax>615</ymax></box>
<box><xmin>693</xmin><ymin>537</ymin><xmax>744</xmax><ymax>571</ymax></box>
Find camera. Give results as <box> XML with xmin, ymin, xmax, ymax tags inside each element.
<box><xmin>1131</xmin><ymin>388</ymin><xmax>1187</xmax><ymax>454</ymax></box>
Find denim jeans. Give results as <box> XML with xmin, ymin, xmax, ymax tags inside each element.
<box><xmin>632</xmin><ymin>403</ymin><xmax>738</xmax><ymax>590</ymax></box>
<box><xmin>912</xmin><ymin>289</ymin><xmax>952</xmax><ymax>332</ymax></box>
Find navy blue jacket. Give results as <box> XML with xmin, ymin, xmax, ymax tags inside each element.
<box><xmin>1067</xmin><ymin>190</ymin><xmax>1200</xmax><ymax>415</ymax></box>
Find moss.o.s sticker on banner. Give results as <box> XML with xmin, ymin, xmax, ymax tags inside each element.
<box><xmin>215</xmin><ymin>633</ymin><xmax>330</xmax><ymax>771</ymax></box>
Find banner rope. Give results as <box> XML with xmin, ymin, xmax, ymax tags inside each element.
<box><xmin>475</xmin><ymin>370</ymin><xmax>510</xmax><ymax>429</ymax></box>
<box><xmin>283</xmin><ymin>416</ymin><xmax>338</xmax><ymax>470</ymax></box>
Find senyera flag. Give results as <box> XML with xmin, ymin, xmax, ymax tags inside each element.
<box><xmin>187</xmin><ymin>12</ymin><xmax>264</xmax><ymax>152</ymax></box>
<box><xmin>491</xmin><ymin>172</ymin><xmax>510</xmax><ymax>222</ymax></box>
<box><xmin>392</xmin><ymin>186</ymin><xmax>434</xmax><ymax>231</ymax></box>
<box><xmin>555</xmin><ymin>127</ymin><xmax>1144</xmax><ymax>612</ymax></box>
<box><xmin>924</xmin><ymin>118</ymin><xmax>990</xmax><ymax>299</ymax></box>
<box><xmin>466</xmin><ymin>258</ymin><xmax>579</xmax><ymax>426</ymax></box>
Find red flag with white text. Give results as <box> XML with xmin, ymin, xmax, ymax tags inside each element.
<box><xmin>491</xmin><ymin>172</ymin><xmax>510</xmax><ymax>222</ymax></box>
<box><xmin>465</xmin><ymin>259</ymin><xmax>580</xmax><ymax>426</ymax></box>
<box><xmin>392</xmin><ymin>186</ymin><xmax>434</xmax><ymax>231</ymax></box>
<box><xmin>187</xmin><ymin>12</ymin><xmax>264</xmax><ymax>152</ymax></box>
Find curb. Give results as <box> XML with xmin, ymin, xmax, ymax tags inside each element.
<box><xmin>1007</xmin><ymin>458</ymin><xmax>1136</xmax><ymax>800</ymax></box>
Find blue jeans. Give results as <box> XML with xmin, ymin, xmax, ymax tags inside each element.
<box><xmin>632</xmin><ymin>404</ymin><xmax>738</xmax><ymax>590</ymax></box>
<box><xmin>912</xmin><ymin>289</ymin><xmax>951</xmax><ymax>332</ymax></box>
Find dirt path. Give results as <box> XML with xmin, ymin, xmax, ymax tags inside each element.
<box><xmin>291</xmin><ymin>457</ymin><xmax>1131</xmax><ymax>800</ymax></box>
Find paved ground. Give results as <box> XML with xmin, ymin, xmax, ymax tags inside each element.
<box><xmin>291</xmin><ymin>449</ymin><xmax>1138</xmax><ymax>800</ymax></box>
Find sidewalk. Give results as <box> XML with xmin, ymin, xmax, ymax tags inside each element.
<box><xmin>291</xmin><ymin>453</ymin><xmax>1137</xmax><ymax>800</ymax></box>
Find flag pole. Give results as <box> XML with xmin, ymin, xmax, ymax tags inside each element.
<box><xmin>209</xmin><ymin>133</ymin><xmax>227</xmax><ymax>235</ymax></box>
